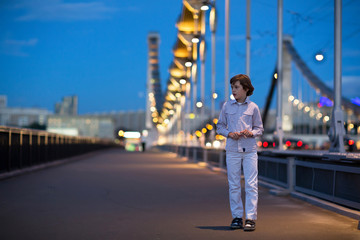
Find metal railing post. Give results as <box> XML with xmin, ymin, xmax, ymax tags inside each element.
<box><xmin>203</xmin><ymin>148</ymin><xmax>208</xmax><ymax>164</ymax></box>
<box><xmin>288</xmin><ymin>157</ymin><xmax>295</xmax><ymax>192</ymax></box>
<box><xmin>219</xmin><ymin>150</ymin><xmax>225</xmax><ymax>169</ymax></box>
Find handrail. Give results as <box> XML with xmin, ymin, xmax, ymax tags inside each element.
<box><xmin>0</xmin><ymin>126</ymin><xmax>116</xmax><ymax>175</ymax></box>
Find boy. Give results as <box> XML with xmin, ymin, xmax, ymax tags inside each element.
<box><xmin>217</xmin><ymin>74</ymin><xmax>264</xmax><ymax>231</ymax></box>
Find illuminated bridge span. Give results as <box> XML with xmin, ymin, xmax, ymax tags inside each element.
<box><xmin>145</xmin><ymin>0</ymin><xmax>359</xmax><ymax>151</ymax></box>
<box><xmin>284</xmin><ymin>39</ymin><xmax>360</xmax><ymax>116</ymax></box>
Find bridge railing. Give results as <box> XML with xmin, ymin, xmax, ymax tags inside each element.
<box><xmin>158</xmin><ymin>145</ymin><xmax>360</xmax><ymax>211</ymax></box>
<box><xmin>0</xmin><ymin>126</ymin><xmax>116</xmax><ymax>175</ymax></box>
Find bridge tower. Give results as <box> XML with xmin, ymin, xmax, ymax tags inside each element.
<box><xmin>146</xmin><ymin>32</ymin><xmax>162</xmax><ymax>130</ymax></box>
<box><xmin>145</xmin><ymin>32</ymin><xmax>162</xmax><ymax>146</ymax></box>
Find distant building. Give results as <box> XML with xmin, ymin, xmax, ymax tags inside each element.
<box><xmin>47</xmin><ymin>115</ymin><xmax>114</xmax><ymax>139</ymax></box>
<box><xmin>95</xmin><ymin>110</ymin><xmax>146</xmax><ymax>132</ymax></box>
<box><xmin>55</xmin><ymin>95</ymin><xmax>78</xmax><ymax>115</ymax></box>
<box><xmin>0</xmin><ymin>95</ymin><xmax>7</xmax><ymax>108</ymax></box>
<box><xmin>0</xmin><ymin>95</ymin><xmax>51</xmax><ymax>127</ymax></box>
<box><xmin>47</xmin><ymin>110</ymin><xmax>146</xmax><ymax>139</ymax></box>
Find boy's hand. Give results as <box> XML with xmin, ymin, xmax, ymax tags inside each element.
<box><xmin>228</xmin><ymin>132</ymin><xmax>240</xmax><ymax>140</ymax></box>
<box><xmin>239</xmin><ymin>129</ymin><xmax>253</xmax><ymax>138</ymax></box>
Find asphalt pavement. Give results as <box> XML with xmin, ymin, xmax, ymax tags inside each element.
<box><xmin>0</xmin><ymin>148</ymin><xmax>359</xmax><ymax>240</ymax></box>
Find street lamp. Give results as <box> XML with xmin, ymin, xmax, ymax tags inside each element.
<box><xmin>315</xmin><ymin>52</ymin><xmax>325</xmax><ymax>61</ymax></box>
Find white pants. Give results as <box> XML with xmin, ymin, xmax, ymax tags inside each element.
<box><xmin>226</xmin><ymin>151</ymin><xmax>258</xmax><ymax>220</ymax></box>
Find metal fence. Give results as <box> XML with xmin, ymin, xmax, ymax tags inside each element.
<box><xmin>158</xmin><ymin>145</ymin><xmax>360</xmax><ymax>211</ymax></box>
<box><xmin>0</xmin><ymin>126</ymin><xmax>116</xmax><ymax>174</ymax></box>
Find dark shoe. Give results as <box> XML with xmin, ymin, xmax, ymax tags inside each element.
<box><xmin>230</xmin><ymin>218</ymin><xmax>243</xmax><ymax>229</ymax></box>
<box><xmin>244</xmin><ymin>219</ymin><xmax>256</xmax><ymax>231</ymax></box>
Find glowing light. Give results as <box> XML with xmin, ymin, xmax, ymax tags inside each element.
<box><xmin>213</xmin><ymin>118</ymin><xmax>218</xmax><ymax>124</ymax></box>
<box><xmin>298</xmin><ymin>102</ymin><xmax>305</xmax><ymax>110</ymax></box>
<box><xmin>274</xmin><ymin>73</ymin><xmax>278</xmax><ymax>79</ymax></box>
<box><xmin>202</xmin><ymin>128</ymin><xmax>207</xmax><ymax>133</ymax></box>
<box><xmin>195</xmin><ymin>130</ymin><xmax>202</xmax><ymax>137</ymax></box>
<box><xmin>215</xmin><ymin>134</ymin><xmax>225</xmax><ymax>140</ymax></box>
<box><xmin>192</xmin><ymin>37</ymin><xmax>199</xmax><ymax>43</ymax></box>
<box><xmin>263</xmin><ymin>141</ymin><xmax>269</xmax><ymax>148</ymax></box>
<box><xmin>293</xmin><ymin>99</ymin><xmax>300</xmax><ymax>105</ymax></box>
<box><xmin>175</xmin><ymin>92</ymin><xmax>181</xmax><ymax>98</ymax></box>
<box><xmin>316</xmin><ymin>113</ymin><xmax>323</xmax><ymax>119</ymax></box>
<box><xmin>124</xmin><ymin>131</ymin><xmax>141</xmax><ymax>139</ymax></box>
<box><xmin>213</xmin><ymin>140</ymin><xmax>221</xmax><ymax>148</ymax></box>
<box><xmin>118</xmin><ymin>130</ymin><xmax>124</xmax><ymax>137</ymax></box>
<box><xmin>351</xmin><ymin>97</ymin><xmax>360</xmax><ymax>106</ymax></box>
<box><xmin>206</xmin><ymin>124</ymin><xmax>213</xmax><ymax>130</ymax></box>
<box><xmin>212</xmin><ymin>93</ymin><xmax>218</xmax><ymax>99</ymax></box>
<box><xmin>348</xmin><ymin>139</ymin><xmax>355</xmax><ymax>145</ymax></box>
<box><xmin>310</xmin><ymin>110</ymin><xmax>316</xmax><ymax>117</ymax></box>
<box><xmin>201</xmin><ymin>5</ymin><xmax>209</xmax><ymax>11</ymax></box>
<box><xmin>304</xmin><ymin>106</ymin><xmax>310</xmax><ymax>112</ymax></box>
<box><xmin>324</xmin><ymin>116</ymin><xmax>330</xmax><ymax>122</ymax></box>
<box><xmin>150</xmin><ymin>107</ymin><xmax>156</xmax><ymax>112</ymax></box>
<box><xmin>288</xmin><ymin>95</ymin><xmax>295</xmax><ymax>101</ymax></box>
<box><xmin>257</xmin><ymin>141</ymin><xmax>262</xmax><ymax>147</ymax></box>
<box><xmin>164</xmin><ymin>119</ymin><xmax>170</xmax><ymax>124</ymax></box>
<box><xmin>189</xmin><ymin>113</ymin><xmax>195</xmax><ymax>119</ymax></box>
<box><xmin>196</xmin><ymin>101</ymin><xmax>203</xmax><ymax>108</ymax></box>
<box><xmin>180</xmin><ymin>79</ymin><xmax>187</xmax><ymax>84</ymax></box>
<box><xmin>169</xmin><ymin>110</ymin><xmax>175</xmax><ymax>115</ymax></box>
<box><xmin>286</xmin><ymin>141</ymin><xmax>291</xmax><ymax>147</ymax></box>
<box><xmin>142</xmin><ymin>130</ymin><xmax>148</xmax><ymax>137</ymax></box>
<box><xmin>297</xmin><ymin>141</ymin><xmax>303</xmax><ymax>147</ymax></box>
<box><xmin>348</xmin><ymin>123</ymin><xmax>354</xmax><ymax>129</ymax></box>
<box><xmin>206</xmin><ymin>142</ymin><xmax>212</xmax><ymax>147</ymax></box>
<box><xmin>153</xmin><ymin>117</ymin><xmax>158</xmax><ymax>123</ymax></box>
<box><xmin>315</xmin><ymin>53</ymin><xmax>324</xmax><ymax>61</ymax></box>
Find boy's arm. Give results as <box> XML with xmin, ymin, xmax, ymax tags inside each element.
<box><xmin>216</xmin><ymin>103</ymin><xmax>230</xmax><ymax>138</ymax></box>
<box><xmin>251</xmin><ymin>105</ymin><xmax>264</xmax><ymax>137</ymax></box>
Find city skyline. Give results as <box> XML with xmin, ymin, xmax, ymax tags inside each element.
<box><xmin>1</xmin><ymin>0</ymin><xmax>360</xmax><ymax>114</ymax></box>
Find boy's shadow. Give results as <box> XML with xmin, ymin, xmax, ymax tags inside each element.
<box><xmin>196</xmin><ymin>226</ymin><xmax>234</xmax><ymax>231</ymax></box>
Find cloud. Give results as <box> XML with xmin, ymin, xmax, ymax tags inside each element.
<box><xmin>13</xmin><ymin>0</ymin><xmax>118</xmax><ymax>21</ymax></box>
<box><xmin>1</xmin><ymin>38</ymin><xmax>38</xmax><ymax>57</ymax></box>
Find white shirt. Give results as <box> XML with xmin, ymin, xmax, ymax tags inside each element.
<box><xmin>217</xmin><ymin>98</ymin><xmax>264</xmax><ymax>152</ymax></box>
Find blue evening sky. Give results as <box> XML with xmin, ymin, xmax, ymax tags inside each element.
<box><xmin>1</xmin><ymin>0</ymin><xmax>359</xmax><ymax>114</ymax></box>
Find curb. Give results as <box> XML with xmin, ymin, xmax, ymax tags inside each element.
<box><xmin>290</xmin><ymin>191</ymin><xmax>360</xmax><ymax>222</ymax></box>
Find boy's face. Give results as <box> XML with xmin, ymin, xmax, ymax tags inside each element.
<box><xmin>231</xmin><ymin>81</ymin><xmax>248</xmax><ymax>102</ymax></box>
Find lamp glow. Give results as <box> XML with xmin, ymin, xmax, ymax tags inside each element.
<box><xmin>124</xmin><ymin>131</ymin><xmax>141</xmax><ymax>139</ymax></box>
<box><xmin>201</xmin><ymin>5</ymin><xmax>209</xmax><ymax>11</ymax></box>
<box><xmin>315</xmin><ymin>53</ymin><xmax>324</xmax><ymax>61</ymax></box>
<box><xmin>180</xmin><ymin>79</ymin><xmax>187</xmax><ymax>84</ymax></box>
<box><xmin>192</xmin><ymin>37</ymin><xmax>199</xmax><ymax>43</ymax></box>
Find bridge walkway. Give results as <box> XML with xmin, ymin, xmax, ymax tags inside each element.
<box><xmin>0</xmin><ymin>148</ymin><xmax>359</xmax><ymax>240</ymax></box>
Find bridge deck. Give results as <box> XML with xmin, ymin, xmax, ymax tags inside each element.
<box><xmin>0</xmin><ymin>149</ymin><xmax>359</xmax><ymax>240</ymax></box>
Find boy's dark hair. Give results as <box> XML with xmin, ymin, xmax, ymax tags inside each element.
<box><xmin>230</xmin><ymin>74</ymin><xmax>254</xmax><ymax>96</ymax></box>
